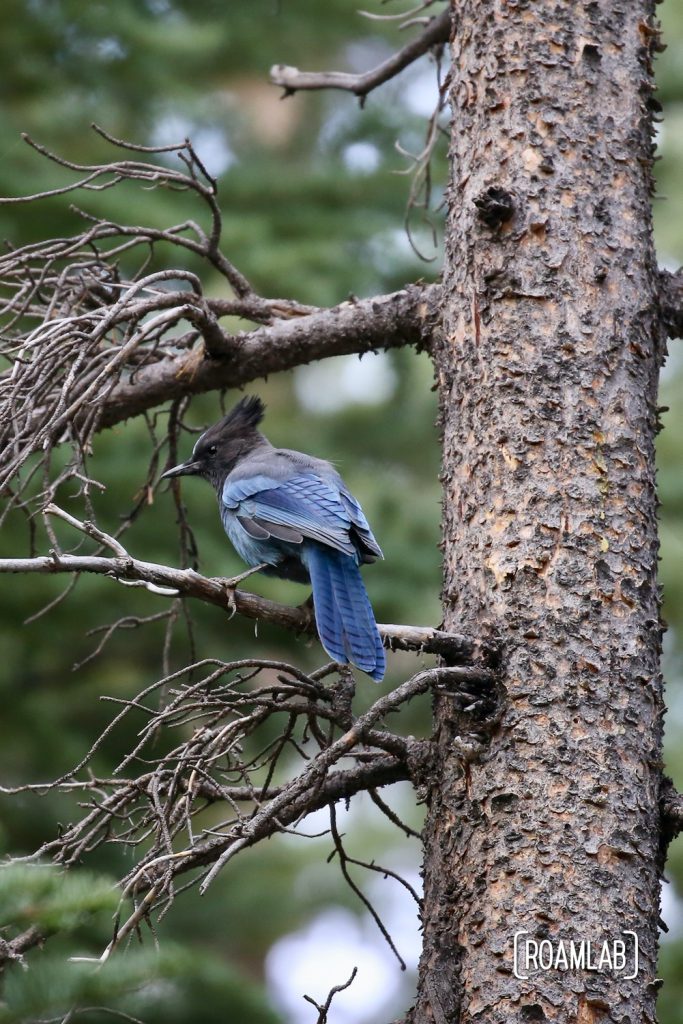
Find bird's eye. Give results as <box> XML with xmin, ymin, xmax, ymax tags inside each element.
<box><xmin>207</xmin><ymin>445</ymin><xmax>217</xmax><ymax>456</ymax></box>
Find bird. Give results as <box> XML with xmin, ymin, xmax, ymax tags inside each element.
<box><xmin>160</xmin><ymin>396</ymin><xmax>386</xmax><ymax>682</ymax></box>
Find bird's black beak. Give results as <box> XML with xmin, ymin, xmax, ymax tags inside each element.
<box><xmin>160</xmin><ymin>460</ymin><xmax>202</xmax><ymax>481</ymax></box>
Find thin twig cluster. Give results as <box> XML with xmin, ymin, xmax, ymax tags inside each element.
<box><xmin>0</xmin><ymin>130</ymin><xmax>438</xmax><ymax>541</ymax></box>
<box><xmin>0</xmin><ymin>129</ymin><xmax>302</xmax><ymax>527</ymax></box>
<box><xmin>5</xmin><ymin>660</ymin><xmax>487</xmax><ymax>966</ymax></box>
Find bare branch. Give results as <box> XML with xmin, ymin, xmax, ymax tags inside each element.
<box><xmin>303</xmin><ymin>967</ymin><xmax>358</xmax><ymax>1023</ymax></box>
<box><xmin>270</xmin><ymin>8</ymin><xmax>450</xmax><ymax>103</ymax></box>
<box><xmin>369</xmin><ymin>787</ymin><xmax>422</xmax><ymax>839</ymax></box>
<box><xmin>99</xmin><ymin>282</ymin><xmax>440</xmax><ymax>429</ymax></box>
<box><xmin>1</xmin><ymin>756</ymin><xmax>410</xmax><ymax>968</ymax></box>
<box><xmin>0</xmin><ymin>268</ymin><xmax>437</xmax><ymax>504</ymax></box>
<box><xmin>0</xmin><ymin>134</ymin><xmax>257</xmax><ymax>508</ymax></box>
<box><xmin>45</xmin><ymin>502</ymin><xmax>128</xmax><ymax>556</ymax></box>
<box><xmin>0</xmin><ymin>546</ymin><xmax>471</xmax><ymax>660</ymax></box>
<box><xmin>4</xmin><ymin>656</ymin><xmax>492</xmax><ymax>967</ymax></box>
<box><xmin>328</xmin><ymin>803</ymin><xmax>406</xmax><ymax>968</ymax></box>
<box><xmin>0</xmin><ymin>927</ymin><xmax>43</xmax><ymax>970</ymax></box>
<box><xmin>14</xmin><ymin>132</ymin><xmax>250</xmax><ymax>293</ymax></box>
<box><xmin>195</xmin><ymin>667</ymin><xmax>447</xmax><ymax>892</ymax></box>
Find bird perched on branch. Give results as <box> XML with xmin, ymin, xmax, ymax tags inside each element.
<box><xmin>161</xmin><ymin>396</ymin><xmax>385</xmax><ymax>682</ymax></box>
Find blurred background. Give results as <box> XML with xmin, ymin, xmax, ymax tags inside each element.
<box><xmin>0</xmin><ymin>1</ymin><xmax>681</xmax><ymax>1021</ymax></box>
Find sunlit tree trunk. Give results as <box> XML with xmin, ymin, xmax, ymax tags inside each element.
<box><xmin>413</xmin><ymin>1</ymin><xmax>667</xmax><ymax>1019</ymax></box>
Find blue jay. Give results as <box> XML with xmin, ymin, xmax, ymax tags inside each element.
<box><xmin>161</xmin><ymin>396</ymin><xmax>385</xmax><ymax>681</ymax></box>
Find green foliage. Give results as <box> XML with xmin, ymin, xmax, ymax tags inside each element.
<box><xmin>0</xmin><ymin>864</ymin><xmax>117</xmax><ymax>936</ymax></box>
<box><xmin>0</xmin><ymin>946</ymin><xmax>280</xmax><ymax>1024</ymax></box>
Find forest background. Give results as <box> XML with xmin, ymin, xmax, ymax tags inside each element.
<box><xmin>0</xmin><ymin>2</ymin><xmax>682</xmax><ymax>1022</ymax></box>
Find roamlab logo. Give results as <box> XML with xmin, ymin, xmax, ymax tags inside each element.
<box><xmin>513</xmin><ymin>931</ymin><xmax>639</xmax><ymax>981</ymax></box>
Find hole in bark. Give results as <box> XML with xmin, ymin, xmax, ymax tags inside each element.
<box><xmin>581</xmin><ymin>43</ymin><xmax>602</xmax><ymax>64</ymax></box>
<box><xmin>521</xmin><ymin>1005</ymin><xmax>547</xmax><ymax>1022</ymax></box>
<box><xmin>473</xmin><ymin>186</ymin><xmax>515</xmax><ymax>229</ymax></box>
<box><xmin>491</xmin><ymin>792</ymin><xmax>519</xmax><ymax>813</ymax></box>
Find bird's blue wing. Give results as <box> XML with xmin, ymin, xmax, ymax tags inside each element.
<box><xmin>338</xmin><ymin>487</ymin><xmax>383</xmax><ymax>560</ymax></box>
<box><xmin>222</xmin><ymin>472</ymin><xmax>359</xmax><ymax>556</ymax></box>
<box><xmin>222</xmin><ymin>474</ymin><xmax>281</xmax><ymax>507</ymax></box>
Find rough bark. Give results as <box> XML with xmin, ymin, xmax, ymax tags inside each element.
<box><xmin>414</xmin><ymin>1</ymin><xmax>666</xmax><ymax>1021</ymax></box>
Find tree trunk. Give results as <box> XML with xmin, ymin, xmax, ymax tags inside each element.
<box><xmin>413</xmin><ymin>1</ymin><xmax>666</xmax><ymax>1020</ymax></box>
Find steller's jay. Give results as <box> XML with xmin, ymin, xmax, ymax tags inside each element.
<box><xmin>161</xmin><ymin>396</ymin><xmax>385</xmax><ymax>682</ymax></box>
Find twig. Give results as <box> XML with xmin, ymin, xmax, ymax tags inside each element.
<box><xmin>45</xmin><ymin>502</ymin><xmax>128</xmax><ymax>556</ymax></box>
<box><xmin>270</xmin><ymin>8</ymin><xmax>450</xmax><ymax>105</ymax></box>
<box><xmin>70</xmin><ymin>882</ymin><xmax>164</xmax><ymax>965</ymax></box>
<box><xmin>328</xmin><ymin>803</ymin><xmax>406</xmax><ymax>968</ymax></box>
<box><xmin>303</xmin><ymin>967</ymin><xmax>358</xmax><ymax>1023</ymax></box>
<box><xmin>369</xmin><ymin>788</ymin><xmax>422</xmax><ymax>840</ymax></box>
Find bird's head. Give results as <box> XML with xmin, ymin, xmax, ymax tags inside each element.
<box><xmin>160</xmin><ymin>395</ymin><xmax>267</xmax><ymax>488</ymax></box>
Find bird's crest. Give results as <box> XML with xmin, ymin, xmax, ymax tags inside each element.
<box><xmin>221</xmin><ymin>395</ymin><xmax>265</xmax><ymax>432</ymax></box>
<box><xmin>191</xmin><ymin>395</ymin><xmax>266</xmax><ymax>461</ymax></box>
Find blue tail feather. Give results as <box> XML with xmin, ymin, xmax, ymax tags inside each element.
<box><xmin>307</xmin><ymin>553</ymin><xmax>348</xmax><ymax>665</ymax></box>
<box><xmin>304</xmin><ymin>544</ymin><xmax>385</xmax><ymax>682</ymax></box>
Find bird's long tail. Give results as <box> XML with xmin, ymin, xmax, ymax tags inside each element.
<box><xmin>304</xmin><ymin>544</ymin><xmax>385</xmax><ymax>682</ymax></box>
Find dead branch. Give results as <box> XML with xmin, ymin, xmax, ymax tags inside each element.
<box><xmin>99</xmin><ymin>282</ymin><xmax>439</xmax><ymax>429</ymax></box>
<box><xmin>2</xmin><ymin>638</ymin><xmax>490</xmax><ymax>967</ymax></box>
<box><xmin>11</xmin><ymin>130</ymin><xmax>251</xmax><ymax>295</ymax></box>
<box><xmin>0</xmin><ymin>927</ymin><xmax>44</xmax><ymax>970</ymax></box>
<box><xmin>0</xmin><ymin>549</ymin><xmax>468</xmax><ymax>658</ymax></box>
<box><xmin>303</xmin><ymin>967</ymin><xmax>358</xmax><ymax>1024</ymax></box>
<box><xmin>20</xmin><ymin>664</ymin><xmax>472</xmax><ymax>965</ymax></box>
<box><xmin>271</xmin><ymin>3</ymin><xmax>452</xmax><ymax>262</ymax></box>
<box><xmin>0</xmin><ymin>505</ymin><xmax>471</xmax><ymax>660</ymax></box>
<box><xmin>194</xmin><ymin>666</ymin><xmax>470</xmax><ymax>893</ymax></box>
<box><xmin>270</xmin><ymin>7</ymin><xmax>450</xmax><ymax>104</ymax></box>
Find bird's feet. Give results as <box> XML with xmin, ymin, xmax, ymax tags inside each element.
<box><xmin>217</xmin><ymin>563</ymin><xmax>268</xmax><ymax>615</ymax></box>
